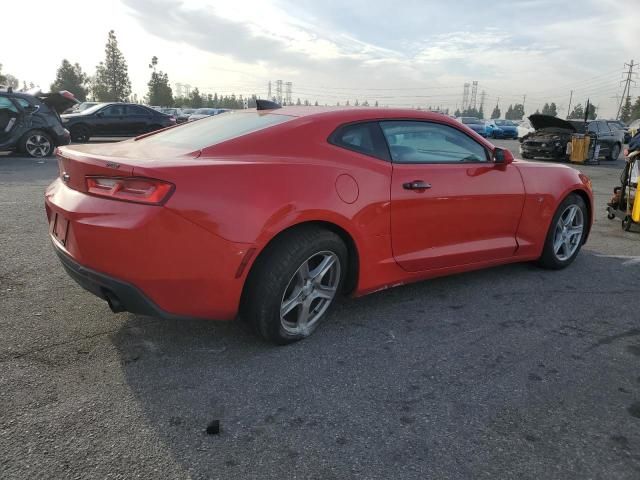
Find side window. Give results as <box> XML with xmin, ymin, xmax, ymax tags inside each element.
<box><xmin>128</xmin><ymin>105</ymin><xmax>150</xmax><ymax>115</ymax></box>
<box><xmin>329</xmin><ymin>122</ymin><xmax>389</xmax><ymax>161</ymax></box>
<box><xmin>0</xmin><ymin>97</ymin><xmax>19</xmax><ymax>113</ymax></box>
<box><xmin>15</xmin><ymin>98</ymin><xmax>31</xmax><ymax>109</ymax></box>
<box><xmin>102</xmin><ymin>105</ymin><xmax>125</xmax><ymax>117</ymax></box>
<box><xmin>588</xmin><ymin>122</ymin><xmax>599</xmax><ymax>133</ymax></box>
<box><xmin>379</xmin><ymin>121</ymin><xmax>489</xmax><ymax>164</ymax></box>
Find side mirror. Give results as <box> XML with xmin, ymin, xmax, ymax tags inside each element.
<box><xmin>493</xmin><ymin>147</ymin><xmax>514</xmax><ymax>164</ymax></box>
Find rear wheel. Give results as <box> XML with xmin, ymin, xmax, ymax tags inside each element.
<box><xmin>242</xmin><ymin>226</ymin><xmax>347</xmax><ymax>344</ymax></box>
<box><xmin>20</xmin><ymin>130</ymin><xmax>54</xmax><ymax>158</ymax></box>
<box><xmin>538</xmin><ymin>193</ymin><xmax>587</xmax><ymax>269</ymax></box>
<box><xmin>70</xmin><ymin>125</ymin><xmax>90</xmax><ymax>143</ymax></box>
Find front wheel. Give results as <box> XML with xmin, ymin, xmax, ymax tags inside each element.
<box><xmin>538</xmin><ymin>193</ymin><xmax>587</xmax><ymax>269</ymax></box>
<box><xmin>242</xmin><ymin>226</ymin><xmax>347</xmax><ymax>344</ymax></box>
<box><xmin>608</xmin><ymin>143</ymin><xmax>621</xmax><ymax>161</ymax></box>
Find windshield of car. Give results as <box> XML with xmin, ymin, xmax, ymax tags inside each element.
<box><xmin>495</xmin><ymin>120</ymin><xmax>516</xmax><ymax>126</ymax></box>
<box><xmin>461</xmin><ymin>117</ymin><xmax>481</xmax><ymax>125</ymax></box>
<box><xmin>162</xmin><ymin>108</ymin><xmax>178</xmax><ymax>115</ymax></box>
<box><xmin>135</xmin><ymin>111</ymin><xmax>294</xmax><ymax>151</ymax></box>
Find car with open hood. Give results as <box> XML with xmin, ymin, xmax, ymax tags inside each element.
<box><xmin>0</xmin><ymin>88</ymin><xmax>78</xmax><ymax>157</ymax></box>
<box><xmin>520</xmin><ymin>115</ymin><xmax>622</xmax><ymax>162</ymax></box>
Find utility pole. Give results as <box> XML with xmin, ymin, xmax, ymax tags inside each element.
<box><xmin>470</xmin><ymin>81</ymin><xmax>478</xmax><ymax>110</ymax></box>
<box><xmin>522</xmin><ymin>94</ymin><xmax>526</xmax><ymax>111</ymax></box>
<box><xmin>479</xmin><ymin>90</ymin><xmax>486</xmax><ymax>114</ymax></box>
<box><xmin>267</xmin><ymin>81</ymin><xmax>271</xmax><ymax>100</ymax></box>
<box><xmin>462</xmin><ymin>83</ymin><xmax>470</xmax><ymax>111</ymax></box>
<box><xmin>567</xmin><ymin>90</ymin><xmax>573</xmax><ymax>118</ymax></box>
<box><xmin>616</xmin><ymin>60</ymin><xmax>636</xmax><ymax>120</ymax></box>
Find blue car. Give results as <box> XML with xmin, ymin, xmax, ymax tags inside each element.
<box><xmin>485</xmin><ymin>119</ymin><xmax>519</xmax><ymax>139</ymax></box>
<box><xmin>457</xmin><ymin>117</ymin><xmax>486</xmax><ymax>137</ymax></box>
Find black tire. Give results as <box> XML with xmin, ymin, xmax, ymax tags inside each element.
<box><xmin>70</xmin><ymin>125</ymin><xmax>90</xmax><ymax>143</ymax></box>
<box><xmin>537</xmin><ymin>193</ymin><xmax>588</xmax><ymax>269</ymax></box>
<box><xmin>623</xmin><ymin>216</ymin><xmax>633</xmax><ymax>231</ymax></box>
<box><xmin>19</xmin><ymin>130</ymin><xmax>54</xmax><ymax>158</ymax></box>
<box><xmin>241</xmin><ymin>226</ymin><xmax>347</xmax><ymax>344</ymax></box>
<box><xmin>608</xmin><ymin>143</ymin><xmax>621</xmax><ymax>161</ymax></box>
<box><xmin>607</xmin><ymin>212</ymin><xmax>616</xmax><ymax>220</ymax></box>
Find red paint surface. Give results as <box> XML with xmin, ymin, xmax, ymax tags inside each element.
<box><xmin>45</xmin><ymin>108</ymin><xmax>593</xmax><ymax>320</ymax></box>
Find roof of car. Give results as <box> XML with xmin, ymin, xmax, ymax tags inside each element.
<box><xmin>260</xmin><ymin>106</ymin><xmax>459</xmax><ymax>123</ymax></box>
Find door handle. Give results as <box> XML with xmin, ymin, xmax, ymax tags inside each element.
<box><xmin>403</xmin><ymin>180</ymin><xmax>431</xmax><ymax>190</ymax></box>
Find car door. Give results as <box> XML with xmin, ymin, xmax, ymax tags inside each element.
<box><xmin>0</xmin><ymin>96</ymin><xmax>23</xmax><ymax>148</ymax></box>
<box><xmin>382</xmin><ymin>120</ymin><xmax>525</xmax><ymax>272</ymax></box>
<box><xmin>126</xmin><ymin>105</ymin><xmax>153</xmax><ymax>134</ymax></box>
<box><xmin>97</xmin><ymin>104</ymin><xmax>127</xmax><ymax>136</ymax></box>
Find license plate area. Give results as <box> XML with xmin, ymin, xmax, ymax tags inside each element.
<box><xmin>51</xmin><ymin>212</ymin><xmax>70</xmax><ymax>247</ymax></box>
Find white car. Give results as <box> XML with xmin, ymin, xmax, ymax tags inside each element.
<box><xmin>517</xmin><ymin>120</ymin><xmax>535</xmax><ymax>138</ymax></box>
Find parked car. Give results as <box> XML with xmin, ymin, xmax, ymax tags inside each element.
<box><xmin>46</xmin><ymin>105</ymin><xmax>593</xmax><ymax>344</ymax></box>
<box><xmin>0</xmin><ymin>88</ymin><xmax>78</xmax><ymax>157</ymax></box>
<box><xmin>607</xmin><ymin>120</ymin><xmax>630</xmax><ymax>144</ymax></box>
<box><xmin>177</xmin><ymin>108</ymin><xmax>195</xmax><ymax>123</ymax></box>
<box><xmin>456</xmin><ymin>116</ymin><xmax>486</xmax><ymax>136</ymax></box>
<box><xmin>160</xmin><ymin>108</ymin><xmax>188</xmax><ymax>124</ymax></box>
<box><xmin>484</xmin><ymin>119</ymin><xmax>518</xmax><ymax>139</ymax></box>
<box><xmin>516</xmin><ymin>119</ymin><xmax>535</xmax><ymax>138</ymax></box>
<box><xmin>520</xmin><ymin>115</ymin><xmax>623</xmax><ymax>162</ymax></box>
<box><xmin>61</xmin><ymin>103</ymin><xmax>176</xmax><ymax>142</ymax></box>
<box><xmin>188</xmin><ymin>108</ymin><xmax>230</xmax><ymax>122</ymax></box>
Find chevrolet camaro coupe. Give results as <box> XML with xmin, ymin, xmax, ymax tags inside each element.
<box><xmin>46</xmin><ymin>102</ymin><xmax>593</xmax><ymax>344</ymax></box>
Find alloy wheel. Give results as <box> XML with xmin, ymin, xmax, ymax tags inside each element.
<box><xmin>25</xmin><ymin>135</ymin><xmax>51</xmax><ymax>157</ymax></box>
<box><xmin>280</xmin><ymin>251</ymin><xmax>341</xmax><ymax>336</ymax></box>
<box><xmin>552</xmin><ymin>204</ymin><xmax>584</xmax><ymax>261</ymax></box>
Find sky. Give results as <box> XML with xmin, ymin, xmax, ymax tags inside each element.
<box><xmin>2</xmin><ymin>0</ymin><xmax>636</xmax><ymax>117</ymax></box>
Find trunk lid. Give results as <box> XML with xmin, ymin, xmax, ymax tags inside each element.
<box><xmin>26</xmin><ymin>88</ymin><xmax>80</xmax><ymax>113</ymax></box>
<box><xmin>55</xmin><ymin>142</ymin><xmax>201</xmax><ymax>193</ymax></box>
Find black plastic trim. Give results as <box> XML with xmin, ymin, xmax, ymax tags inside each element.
<box><xmin>52</xmin><ymin>240</ymin><xmax>198</xmax><ymax>321</ymax></box>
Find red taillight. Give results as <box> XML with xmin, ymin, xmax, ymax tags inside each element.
<box><xmin>85</xmin><ymin>177</ymin><xmax>174</xmax><ymax>205</ymax></box>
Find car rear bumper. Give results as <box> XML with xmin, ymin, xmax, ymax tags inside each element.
<box><xmin>45</xmin><ymin>178</ymin><xmax>252</xmax><ymax>320</ymax></box>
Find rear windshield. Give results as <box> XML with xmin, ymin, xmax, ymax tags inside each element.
<box><xmin>136</xmin><ymin>111</ymin><xmax>294</xmax><ymax>150</ymax></box>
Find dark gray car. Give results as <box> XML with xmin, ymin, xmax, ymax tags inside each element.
<box><xmin>0</xmin><ymin>89</ymin><xmax>78</xmax><ymax>157</ymax></box>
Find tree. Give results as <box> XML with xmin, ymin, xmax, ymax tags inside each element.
<box><xmin>586</xmin><ymin>103</ymin><xmax>597</xmax><ymax>120</ymax></box>
<box><xmin>505</xmin><ymin>105</ymin><xmax>513</xmax><ymax>120</ymax></box>
<box><xmin>490</xmin><ymin>103</ymin><xmax>500</xmax><ymax>119</ymax></box>
<box><xmin>50</xmin><ymin>59</ymin><xmax>89</xmax><ymax>101</ymax></box>
<box><xmin>620</xmin><ymin>96</ymin><xmax>633</xmax><ymax>123</ymax></box>
<box><xmin>478</xmin><ymin>105</ymin><xmax>484</xmax><ymax>119</ymax></box>
<box><xmin>375</xmin><ymin>101</ymin><xmax>379</xmax><ymax>107</ymax></box>
<box><xmin>454</xmin><ymin>108</ymin><xmax>461</xmax><ymax>117</ymax></box>
<box><xmin>189</xmin><ymin>88</ymin><xmax>203</xmax><ymax>108</ymax></box>
<box><xmin>548</xmin><ymin>102</ymin><xmax>557</xmax><ymax>117</ymax></box>
<box><xmin>0</xmin><ymin>64</ymin><xmax>5</xmax><ymax>84</ymax></box>
<box><xmin>146</xmin><ymin>56</ymin><xmax>173</xmax><ymax>106</ymax></box>
<box><xmin>296</xmin><ymin>98</ymin><xmax>302</xmax><ymax>106</ymax></box>
<box><xmin>354</xmin><ymin>99</ymin><xmax>359</xmax><ymax>106</ymax></box>
<box><xmin>4</xmin><ymin>74</ymin><xmax>18</xmax><ymax>90</ymax></box>
<box><xmin>314</xmin><ymin>100</ymin><xmax>319</xmax><ymax>106</ymax></box>
<box><xmin>93</xmin><ymin>30</ymin><xmax>132</xmax><ymax>101</ymax></box>
<box><xmin>568</xmin><ymin>103</ymin><xmax>584</xmax><ymax>120</ymax></box>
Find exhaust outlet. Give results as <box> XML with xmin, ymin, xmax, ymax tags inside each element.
<box><xmin>103</xmin><ymin>290</ymin><xmax>126</xmax><ymax>313</ymax></box>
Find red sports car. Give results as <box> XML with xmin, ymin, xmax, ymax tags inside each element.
<box><xmin>45</xmin><ymin>103</ymin><xmax>593</xmax><ymax>344</ymax></box>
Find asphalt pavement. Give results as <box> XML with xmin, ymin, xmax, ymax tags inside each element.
<box><xmin>1</xmin><ymin>140</ymin><xmax>640</xmax><ymax>479</ymax></box>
